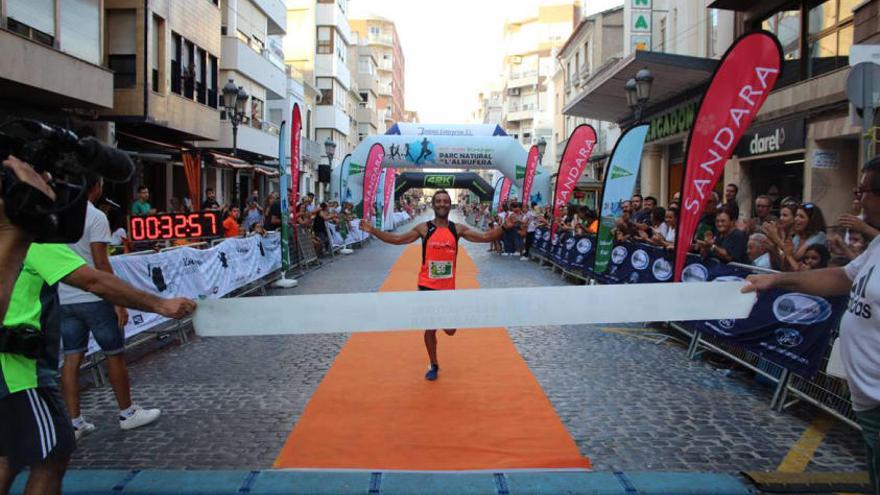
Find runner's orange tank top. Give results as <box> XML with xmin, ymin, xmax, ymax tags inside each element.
<box><xmin>418</xmin><ymin>221</ymin><xmax>459</xmax><ymax>290</ymax></box>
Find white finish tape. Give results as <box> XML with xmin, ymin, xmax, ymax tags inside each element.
<box><xmin>193</xmin><ymin>282</ymin><xmax>756</xmax><ymax>337</ymax></box>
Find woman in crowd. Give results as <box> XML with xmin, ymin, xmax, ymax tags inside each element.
<box><xmin>698</xmin><ymin>207</ymin><xmax>748</xmax><ymax>263</ymax></box>
<box><xmin>791</xmin><ymin>203</ymin><xmax>827</xmax><ymax>260</ymax></box>
<box><xmin>761</xmin><ymin>202</ymin><xmax>798</xmax><ymax>271</ymax></box>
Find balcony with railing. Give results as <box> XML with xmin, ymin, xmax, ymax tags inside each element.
<box><xmin>507</xmin><ymin>69</ymin><xmax>539</xmax><ymax>89</ymax></box>
<box><xmin>579</xmin><ymin>64</ymin><xmax>590</xmax><ymax>83</ymax></box>
<box><xmin>505</xmin><ymin>103</ymin><xmax>537</xmax><ymax>122</ymax></box>
<box><xmin>367</xmin><ymin>33</ymin><xmax>394</xmax><ymax>46</ymax></box>
<box><xmin>221</xmin><ymin>36</ymin><xmax>286</xmax><ymax>98</ymax></box>
<box><xmin>301</xmin><ymin>137</ymin><xmax>324</xmax><ymax>164</ymax></box>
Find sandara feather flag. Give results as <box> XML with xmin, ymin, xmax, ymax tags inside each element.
<box><xmin>673</xmin><ymin>31</ymin><xmax>782</xmax><ymax>282</ymax></box>
<box><xmin>520</xmin><ymin>145</ymin><xmax>540</xmax><ymax>206</ymax></box>
<box><xmin>551</xmin><ymin>124</ymin><xmax>597</xmax><ymax>240</ymax></box>
<box><xmin>362</xmin><ymin>143</ymin><xmax>385</xmax><ymax>227</ymax></box>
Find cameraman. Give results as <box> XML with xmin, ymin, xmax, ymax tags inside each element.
<box><xmin>0</xmin><ymin>159</ymin><xmax>196</xmax><ymax>495</ymax></box>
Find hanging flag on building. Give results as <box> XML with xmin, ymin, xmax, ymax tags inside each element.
<box><xmin>594</xmin><ymin>124</ymin><xmax>649</xmax><ymax>274</ymax></box>
<box><xmin>362</xmin><ymin>143</ymin><xmax>385</xmax><ymax>227</ymax></box>
<box><xmin>551</xmin><ymin>124</ymin><xmax>597</xmax><ymax>240</ymax></box>
<box><xmin>520</xmin><ymin>145</ymin><xmax>540</xmax><ymax>206</ymax></box>
<box><xmin>673</xmin><ymin>31</ymin><xmax>782</xmax><ymax>281</ymax></box>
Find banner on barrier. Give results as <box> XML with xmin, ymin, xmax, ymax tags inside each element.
<box><xmin>674</xmin><ymin>31</ymin><xmax>782</xmax><ymax>281</ymax></box>
<box><xmin>595</xmin><ymin>124</ymin><xmax>649</xmax><ymax>274</ymax></box>
<box><xmin>531</xmin><ymin>227</ymin><xmax>840</xmax><ymax>377</ymax></box>
<box><xmin>101</xmin><ymin>233</ymin><xmax>282</xmax><ymax>354</ymax></box>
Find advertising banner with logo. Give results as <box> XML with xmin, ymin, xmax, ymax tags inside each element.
<box><xmin>382</xmin><ymin>168</ymin><xmax>396</xmax><ymax>231</ymax></box>
<box><xmin>551</xmin><ymin>124</ymin><xmax>597</xmax><ymax>240</ymax></box>
<box><xmin>530</xmin><ymin>227</ymin><xmax>841</xmax><ymax>376</ymax></box>
<box><xmin>594</xmin><ymin>124</ymin><xmax>649</xmax><ymax>274</ymax></box>
<box><xmin>491</xmin><ymin>176</ymin><xmax>504</xmax><ymax>214</ymax></box>
<box><xmin>361</xmin><ymin>143</ymin><xmax>385</xmax><ymax>226</ymax></box>
<box><xmin>102</xmin><ymin>233</ymin><xmax>281</xmax><ymax>354</ymax></box>
<box><xmin>278</xmin><ymin>121</ymin><xmax>291</xmax><ymax>271</ymax></box>
<box><xmin>521</xmin><ymin>145</ymin><xmax>540</xmax><ymax>206</ymax></box>
<box><xmin>337</xmin><ymin>131</ymin><xmax>554</xmax><ymax>212</ymax></box>
<box><xmin>499</xmin><ymin>177</ymin><xmax>513</xmax><ymax>207</ymax></box>
<box><xmin>673</xmin><ymin>31</ymin><xmax>782</xmax><ymax>282</ymax></box>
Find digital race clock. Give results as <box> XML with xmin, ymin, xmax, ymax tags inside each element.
<box><xmin>129</xmin><ymin>212</ymin><xmax>221</xmax><ymax>241</ymax></box>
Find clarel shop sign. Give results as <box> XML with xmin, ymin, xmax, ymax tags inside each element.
<box><xmin>734</xmin><ymin>118</ymin><xmax>805</xmax><ymax>158</ymax></box>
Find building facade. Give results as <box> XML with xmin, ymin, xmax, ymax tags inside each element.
<box><xmin>100</xmin><ymin>0</ymin><xmax>223</xmax><ymax>212</ymax></box>
<box><xmin>499</xmin><ymin>2</ymin><xmax>580</xmax><ymax>156</ymax></box>
<box><xmin>350</xmin><ymin>15</ymin><xmax>405</xmax><ymax>129</ymax></box>
<box><xmin>555</xmin><ymin>6</ymin><xmax>625</xmax><ymax>209</ymax></box>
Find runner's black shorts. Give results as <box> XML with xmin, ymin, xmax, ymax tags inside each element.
<box><xmin>0</xmin><ymin>387</ymin><xmax>76</xmax><ymax>471</ymax></box>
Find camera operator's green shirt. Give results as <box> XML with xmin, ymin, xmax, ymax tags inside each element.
<box><xmin>1</xmin><ymin>244</ymin><xmax>85</xmax><ymax>398</ymax></box>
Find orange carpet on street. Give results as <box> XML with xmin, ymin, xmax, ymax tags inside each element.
<box><xmin>274</xmin><ymin>244</ymin><xmax>591</xmax><ymax>471</ymax></box>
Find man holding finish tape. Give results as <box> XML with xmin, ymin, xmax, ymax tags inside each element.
<box><xmin>361</xmin><ymin>189</ymin><xmax>514</xmax><ymax>381</ymax></box>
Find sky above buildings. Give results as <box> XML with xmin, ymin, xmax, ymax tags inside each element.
<box><xmin>350</xmin><ymin>0</ymin><xmax>623</xmax><ymax>125</ymax></box>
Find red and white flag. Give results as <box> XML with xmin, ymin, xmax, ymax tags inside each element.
<box><xmin>673</xmin><ymin>32</ymin><xmax>782</xmax><ymax>281</ymax></box>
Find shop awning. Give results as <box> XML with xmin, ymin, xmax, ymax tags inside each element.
<box><xmin>563</xmin><ymin>50</ymin><xmax>717</xmax><ymax>124</ymax></box>
<box><xmin>254</xmin><ymin>165</ymin><xmax>280</xmax><ymax>177</ymax></box>
<box><xmin>209</xmin><ymin>151</ymin><xmax>254</xmax><ymax>170</ymax></box>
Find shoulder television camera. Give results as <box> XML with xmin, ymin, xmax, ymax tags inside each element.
<box><xmin>0</xmin><ymin>119</ymin><xmax>134</xmax><ymax>243</ymax></box>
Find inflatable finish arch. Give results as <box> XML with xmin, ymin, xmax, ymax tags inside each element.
<box><xmin>394</xmin><ymin>172</ymin><xmax>494</xmax><ymax>202</ymax></box>
<box><xmin>330</xmin><ymin>124</ymin><xmax>552</xmax><ymax>211</ymax></box>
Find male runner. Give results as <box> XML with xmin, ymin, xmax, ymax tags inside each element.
<box><xmin>361</xmin><ymin>190</ymin><xmax>514</xmax><ymax>380</ymax></box>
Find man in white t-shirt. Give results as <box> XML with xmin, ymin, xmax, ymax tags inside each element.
<box><xmin>744</xmin><ymin>157</ymin><xmax>880</xmax><ymax>493</ymax></box>
<box><xmin>58</xmin><ymin>177</ymin><xmax>161</xmax><ymax>439</ymax></box>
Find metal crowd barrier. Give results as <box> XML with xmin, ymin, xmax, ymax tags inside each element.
<box><xmin>461</xmin><ymin>217</ymin><xmax>858</xmax><ymax>430</ymax></box>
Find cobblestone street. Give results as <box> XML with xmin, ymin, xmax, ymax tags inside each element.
<box><xmin>72</xmin><ymin>213</ymin><xmax>865</xmax><ymax>475</ymax></box>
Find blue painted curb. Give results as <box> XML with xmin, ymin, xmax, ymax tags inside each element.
<box><xmin>10</xmin><ymin>469</ymin><xmax>754</xmax><ymax>494</ymax></box>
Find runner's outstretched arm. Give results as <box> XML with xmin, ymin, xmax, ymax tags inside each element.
<box><xmin>361</xmin><ymin>221</ymin><xmax>423</xmax><ymax>245</ymax></box>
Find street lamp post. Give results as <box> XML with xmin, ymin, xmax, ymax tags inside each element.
<box><xmin>625</xmin><ymin>68</ymin><xmax>654</xmax><ymax>123</ymax></box>
<box><xmin>222</xmin><ymin>79</ymin><xmax>249</xmax><ymax>207</ymax></box>
<box><xmin>323</xmin><ymin>137</ymin><xmax>336</xmax><ymax>201</ymax></box>
<box><xmin>536</xmin><ymin>137</ymin><xmax>547</xmax><ymax>165</ymax></box>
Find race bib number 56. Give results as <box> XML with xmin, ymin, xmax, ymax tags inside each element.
<box><xmin>429</xmin><ymin>261</ymin><xmax>453</xmax><ymax>279</ymax></box>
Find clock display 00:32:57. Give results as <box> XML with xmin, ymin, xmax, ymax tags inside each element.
<box><xmin>129</xmin><ymin>212</ymin><xmax>220</xmax><ymax>241</ymax></box>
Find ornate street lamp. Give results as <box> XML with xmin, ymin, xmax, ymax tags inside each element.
<box><xmin>222</xmin><ymin>79</ymin><xmax>249</xmax><ymax>207</ymax></box>
<box><xmin>625</xmin><ymin>68</ymin><xmax>653</xmax><ymax>123</ymax></box>
<box><xmin>324</xmin><ymin>137</ymin><xmax>337</xmax><ymax>163</ymax></box>
<box><xmin>536</xmin><ymin>137</ymin><xmax>547</xmax><ymax>165</ymax></box>
<box><xmin>222</xmin><ymin>79</ymin><xmax>249</xmax><ymax>157</ymax></box>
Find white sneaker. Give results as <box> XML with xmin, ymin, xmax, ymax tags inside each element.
<box><xmin>520</xmin><ymin>256</ymin><xmax>529</xmax><ymax>261</ymax></box>
<box><xmin>119</xmin><ymin>405</ymin><xmax>161</xmax><ymax>431</ymax></box>
<box><xmin>340</xmin><ymin>248</ymin><xmax>354</xmax><ymax>255</ymax></box>
<box><xmin>73</xmin><ymin>418</ymin><xmax>96</xmax><ymax>440</ymax></box>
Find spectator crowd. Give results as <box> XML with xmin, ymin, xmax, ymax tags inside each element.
<box><xmin>460</xmin><ymin>183</ymin><xmax>872</xmax><ymax>274</ymax></box>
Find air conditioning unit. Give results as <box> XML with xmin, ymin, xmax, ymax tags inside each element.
<box><xmin>507</xmin><ymin>87</ymin><xmax>521</xmax><ymax>97</ymax></box>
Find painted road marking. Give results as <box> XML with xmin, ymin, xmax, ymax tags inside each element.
<box><xmin>777</xmin><ymin>416</ymin><xmax>833</xmax><ymax>473</ymax></box>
